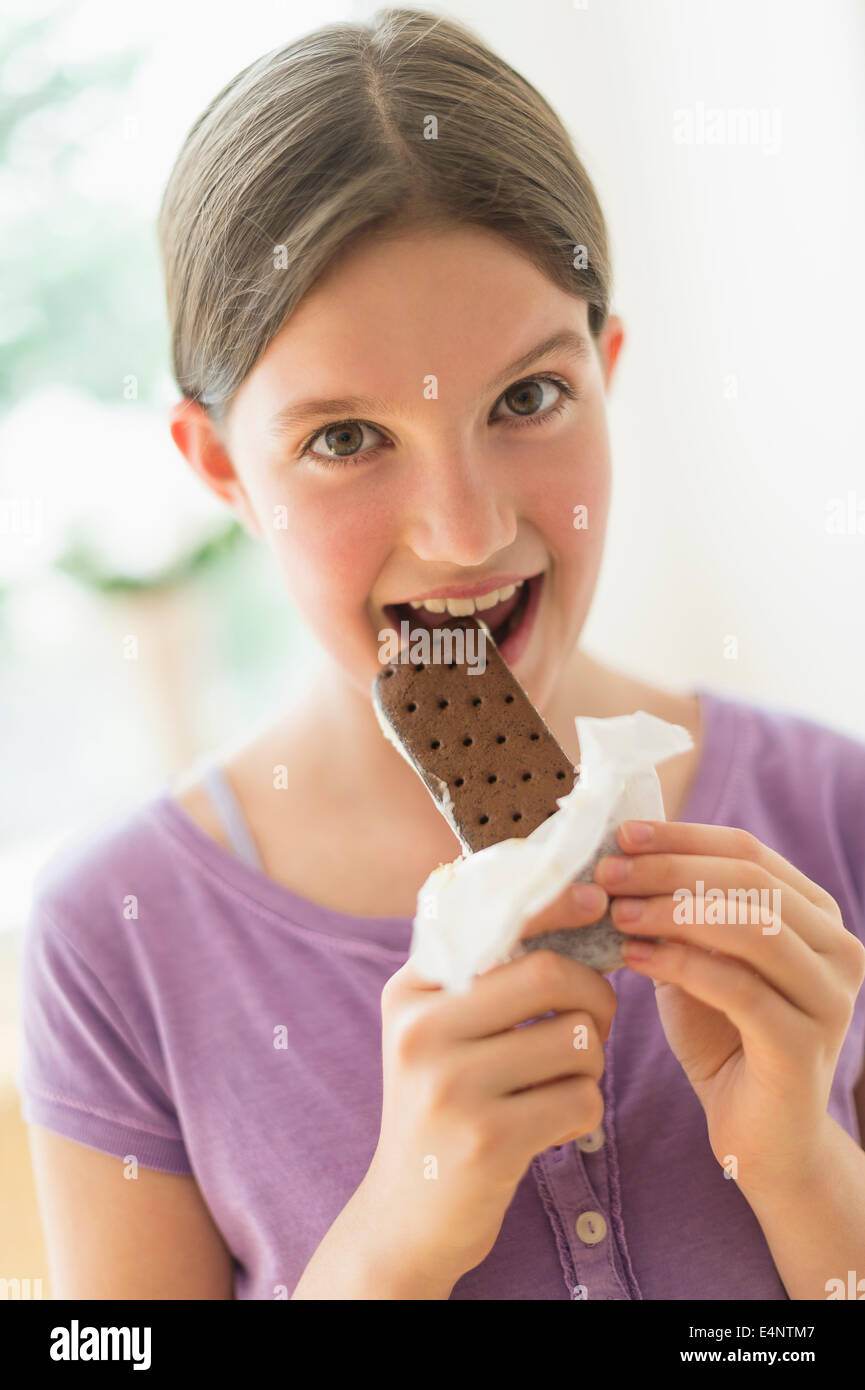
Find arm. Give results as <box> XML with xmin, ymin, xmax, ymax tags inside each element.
<box><xmin>738</xmin><ymin>1114</ymin><xmax>865</xmax><ymax>1301</ymax></box>
<box><xmin>291</xmin><ymin>1176</ymin><xmax>457</xmax><ymax>1300</ymax></box>
<box><xmin>854</xmin><ymin>1062</ymin><xmax>865</xmax><ymax>1146</ymax></box>
<box><xmin>28</xmin><ymin>1126</ymin><xmax>235</xmax><ymax>1299</ymax></box>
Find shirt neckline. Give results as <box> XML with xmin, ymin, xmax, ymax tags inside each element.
<box><xmin>150</xmin><ymin>687</ymin><xmax>739</xmax><ymax>948</ymax></box>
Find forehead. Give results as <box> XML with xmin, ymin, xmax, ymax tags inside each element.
<box><xmin>287</xmin><ymin>222</ymin><xmax>586</xmax><ymax>338</ymax></box>
<box><xmin>229</xmin><ymin>225</ymin><xmax>592</xmax><ymax>431</ymax></box>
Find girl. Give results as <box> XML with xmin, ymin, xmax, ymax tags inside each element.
<box><xmin>19</xmin><ymin>8</ymin><xmax>865</xmax><ymax>1301</ymax></box>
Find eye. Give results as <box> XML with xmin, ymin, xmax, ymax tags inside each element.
<box><xmin>491</xmin><ymin>376</ymin><xmax>568</xmax><ymax>421</ymax></box>
<box><xmin>306</xmin><ymin>420</ymin><xmax>385</xmax><ymax>463</ymax></box>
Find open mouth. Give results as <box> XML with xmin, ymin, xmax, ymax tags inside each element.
<box><xmin>383</xmin><ymin>571</ymin><xmax>544</xmax><ymax>662</ymax></box>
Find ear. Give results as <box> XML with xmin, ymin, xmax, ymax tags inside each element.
<box><xmin>168</xmin><ymin>399</ymin><xmax>263</xmax><ymax>539</ymax></box>
<box><xmin>597</xmin><ymin>314</ymin><xmax>625</xmax><ymax>391</ymax></box>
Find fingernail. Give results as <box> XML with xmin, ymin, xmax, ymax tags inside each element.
<box><xmin>622</xmin><ymin>939</ymin><xmax>655</xmax><ymax>961</ymax></box>
<box><xmin>623</xmin><ymin>821</ymin><xmax>653</xmax><ymax>845</ymax></box>
<box><xmin>572</xmin><ymin>882</ymin><xmax>607</xmax><ymax>912</ymax></box>
<box><xmin>613</xmin><ymin>897</ymin><xmax>644</xmax><ymax>922</ymax></box>
<box><xmin>596</xmin><ymin>855</ymin><xmax>630</xmax><ymax>884</ymax></box>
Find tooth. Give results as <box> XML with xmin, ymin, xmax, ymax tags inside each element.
<box><xmin>409</xmin><ymin>579</ymin><xmax>527</xmax><ymax>614</ymax></box>
<box><xmin>443</xmin><ymin>596</ymin><xmax>476</xmax><ymax>616</ymax></box>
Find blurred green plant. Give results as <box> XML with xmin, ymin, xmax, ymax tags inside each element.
<box><xmin>56</xmin><ymin>517</ymin><xmax>248</xmax><ymax>593</ymax></box>
<box><xmin>0</xmin><ymin>8</ymin><xmax>167</xmax><ymax>411</ymax></box>
<box><xmin>56</xmin><ymin>517</ymin><xmax>248</xmax><ymax>592</ymax></box>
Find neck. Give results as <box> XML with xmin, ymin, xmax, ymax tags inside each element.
<box><xmin>253</xmin><ymin>642</ymin><xmax>696</xmax><ymax>867</ymax></box>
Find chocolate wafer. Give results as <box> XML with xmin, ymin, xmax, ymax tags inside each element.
<box><xmin>371</xmin><ymin>613</ymin><xmax>630</xmax><ymax>972</ymax></box>
<box><xmin>372</xmin><ymin>614</ymin><xmax>576</xmax><ymax>851</ymax></box>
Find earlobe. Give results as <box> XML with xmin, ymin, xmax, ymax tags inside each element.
<box><xmin>169</xmin><ymin>399</ymin><xmax>235</xmax><ymax>487</ymax></box>
<box><xmin>168</xmin><ymin>399</ymin><xmax>263</xmax><ymax>538</ymax></box>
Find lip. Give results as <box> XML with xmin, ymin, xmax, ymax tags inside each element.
<box><xmin>496</xmin><ymin>570</ymin><xmax>544</xmax><ymax>667</ymax></box>
<box><xmin>391</xmin><ymin>572</ymin><xmax>535</xmax><ymax>605</ymax></box>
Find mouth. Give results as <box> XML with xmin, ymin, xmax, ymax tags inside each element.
<box><xmin>383</xmin><ymin>571</ymin><xmax>545</xmax><ymax>666</ymax></box>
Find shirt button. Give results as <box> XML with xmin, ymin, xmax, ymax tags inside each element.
<box><xmin>575</xmin><ymin>1210</ymin><xmax>608</xmax><ymax>1245</ymax></box>
<box><xmin>576</xmin><ymin>1126</ymin><xmax>605</xmax><ymax>1152</ymax></box>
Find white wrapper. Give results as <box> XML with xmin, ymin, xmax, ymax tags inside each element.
<box><xmin>410</xmin><ymin>709</ymin><xmax>694</xmax><ymax>992</ymax></box>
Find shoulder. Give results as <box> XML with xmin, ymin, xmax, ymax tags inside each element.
<box><xmin>699</xmin><ymin>687</ymin><xmax>865</xmax><ymax>929</ymax></box>
<box><xmin>35</xmin><ymin>793</ymin><xmax>167</xmax><ymax>900</ymax></box>
<box><xmin>705</xmin><ymin>687</ymin><xmax>865</xmax><ymax>801</ymax></box>
<box><xmin>27</xmin><ymin>789</ymin><xmax>205</xmax><ymax>968</ymax></box>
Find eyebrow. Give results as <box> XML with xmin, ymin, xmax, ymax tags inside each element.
<box><xmin>264</xmin><ymin>328</ymin><xmax>593</xmax><ymax>438</ymax></box>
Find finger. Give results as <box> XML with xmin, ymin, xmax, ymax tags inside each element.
<box><xmin>433</xmin><ymin>947</ymin><xmax>618</xmax><ymax>1043</ymax></box>
<box><xmin>455</xmin><ymin>1010</ymin><xmax>605</xmax><ymax>1098</ymax></box>
<box><xmin>495</xmin><ymin>1073</ymin><xmax>604</xmax><ymax>1152</ymax></box>
<box><xmin>596</xmin><ymin>851</ymin><xmax>835</xmax><ymax>954</ymax></box>
<box><xmin>610</xmin><ymin>894</ymin><xmax>843</xmax><ymax>1021</ymax></box>
<box><xmin>621</xmin><ymin>936</ymin><xmax>811</xmax><ymax>1060</ymax></box>
<box><xmin>385</xmin><ymin>954</ymin><xmax>449</xmax><ymax>997</ymax></box>
<box><xmin>520</xmin><ymin>880</ymin><xmax>609</xmax><ymax>940</ymax></box>
<box><xmin>616</xmin><ymin>821</ymin><xmax>841</xmax><ymax>918</ymax></box>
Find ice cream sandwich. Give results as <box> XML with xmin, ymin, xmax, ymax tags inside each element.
<box><xmin>372</xmin><ymin>613</ymin><xmax>631</xmax><ymax>972</ymax></box>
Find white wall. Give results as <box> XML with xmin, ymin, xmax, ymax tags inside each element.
<box><xmin>446</xmin><ymin>0</ymin><xmax>865</xmax><ymax>737</ymax></box>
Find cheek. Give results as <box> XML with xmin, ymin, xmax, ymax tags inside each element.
<box><xmin>521</xmin><ymin>411</ymin><xmax>611</xmax><ymax>560</ymax></box>
<box><xmin>255</xmin><ymin>473</ymin><xmax>387</xmax><ymax>618</ymax></box>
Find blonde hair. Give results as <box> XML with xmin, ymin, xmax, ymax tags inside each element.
<box><xmin>158</xmin><ymin>6</ymin><xmax>611</xmax><ymax>423</ymax></box>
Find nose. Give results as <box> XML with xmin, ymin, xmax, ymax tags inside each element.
<box><xmin>402</xmin><ymin>449</ymin><xmax>517</xmax><ymax>568</ymax></box>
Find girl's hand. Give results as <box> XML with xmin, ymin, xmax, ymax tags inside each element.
<box><xmin>361</xmin><ymin>878</ymin><xmax>616</xmax><ymax>1292</ymax></box>
<box><xmin>594</xmin><ymin>821</ymin><xmax>865</xmax><ymax>1196</ymax></box>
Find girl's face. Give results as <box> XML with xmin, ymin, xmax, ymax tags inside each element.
<box><xmin>172</xmin><ymin>224</ymin><xmax>623</xmax><ymax>714</ymax></box>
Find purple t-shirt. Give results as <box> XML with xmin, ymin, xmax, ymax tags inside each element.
<box><xmin>15</xmin><ymin>687</ymin><xmax>865</xmax><ymax>1300</ymax></box>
